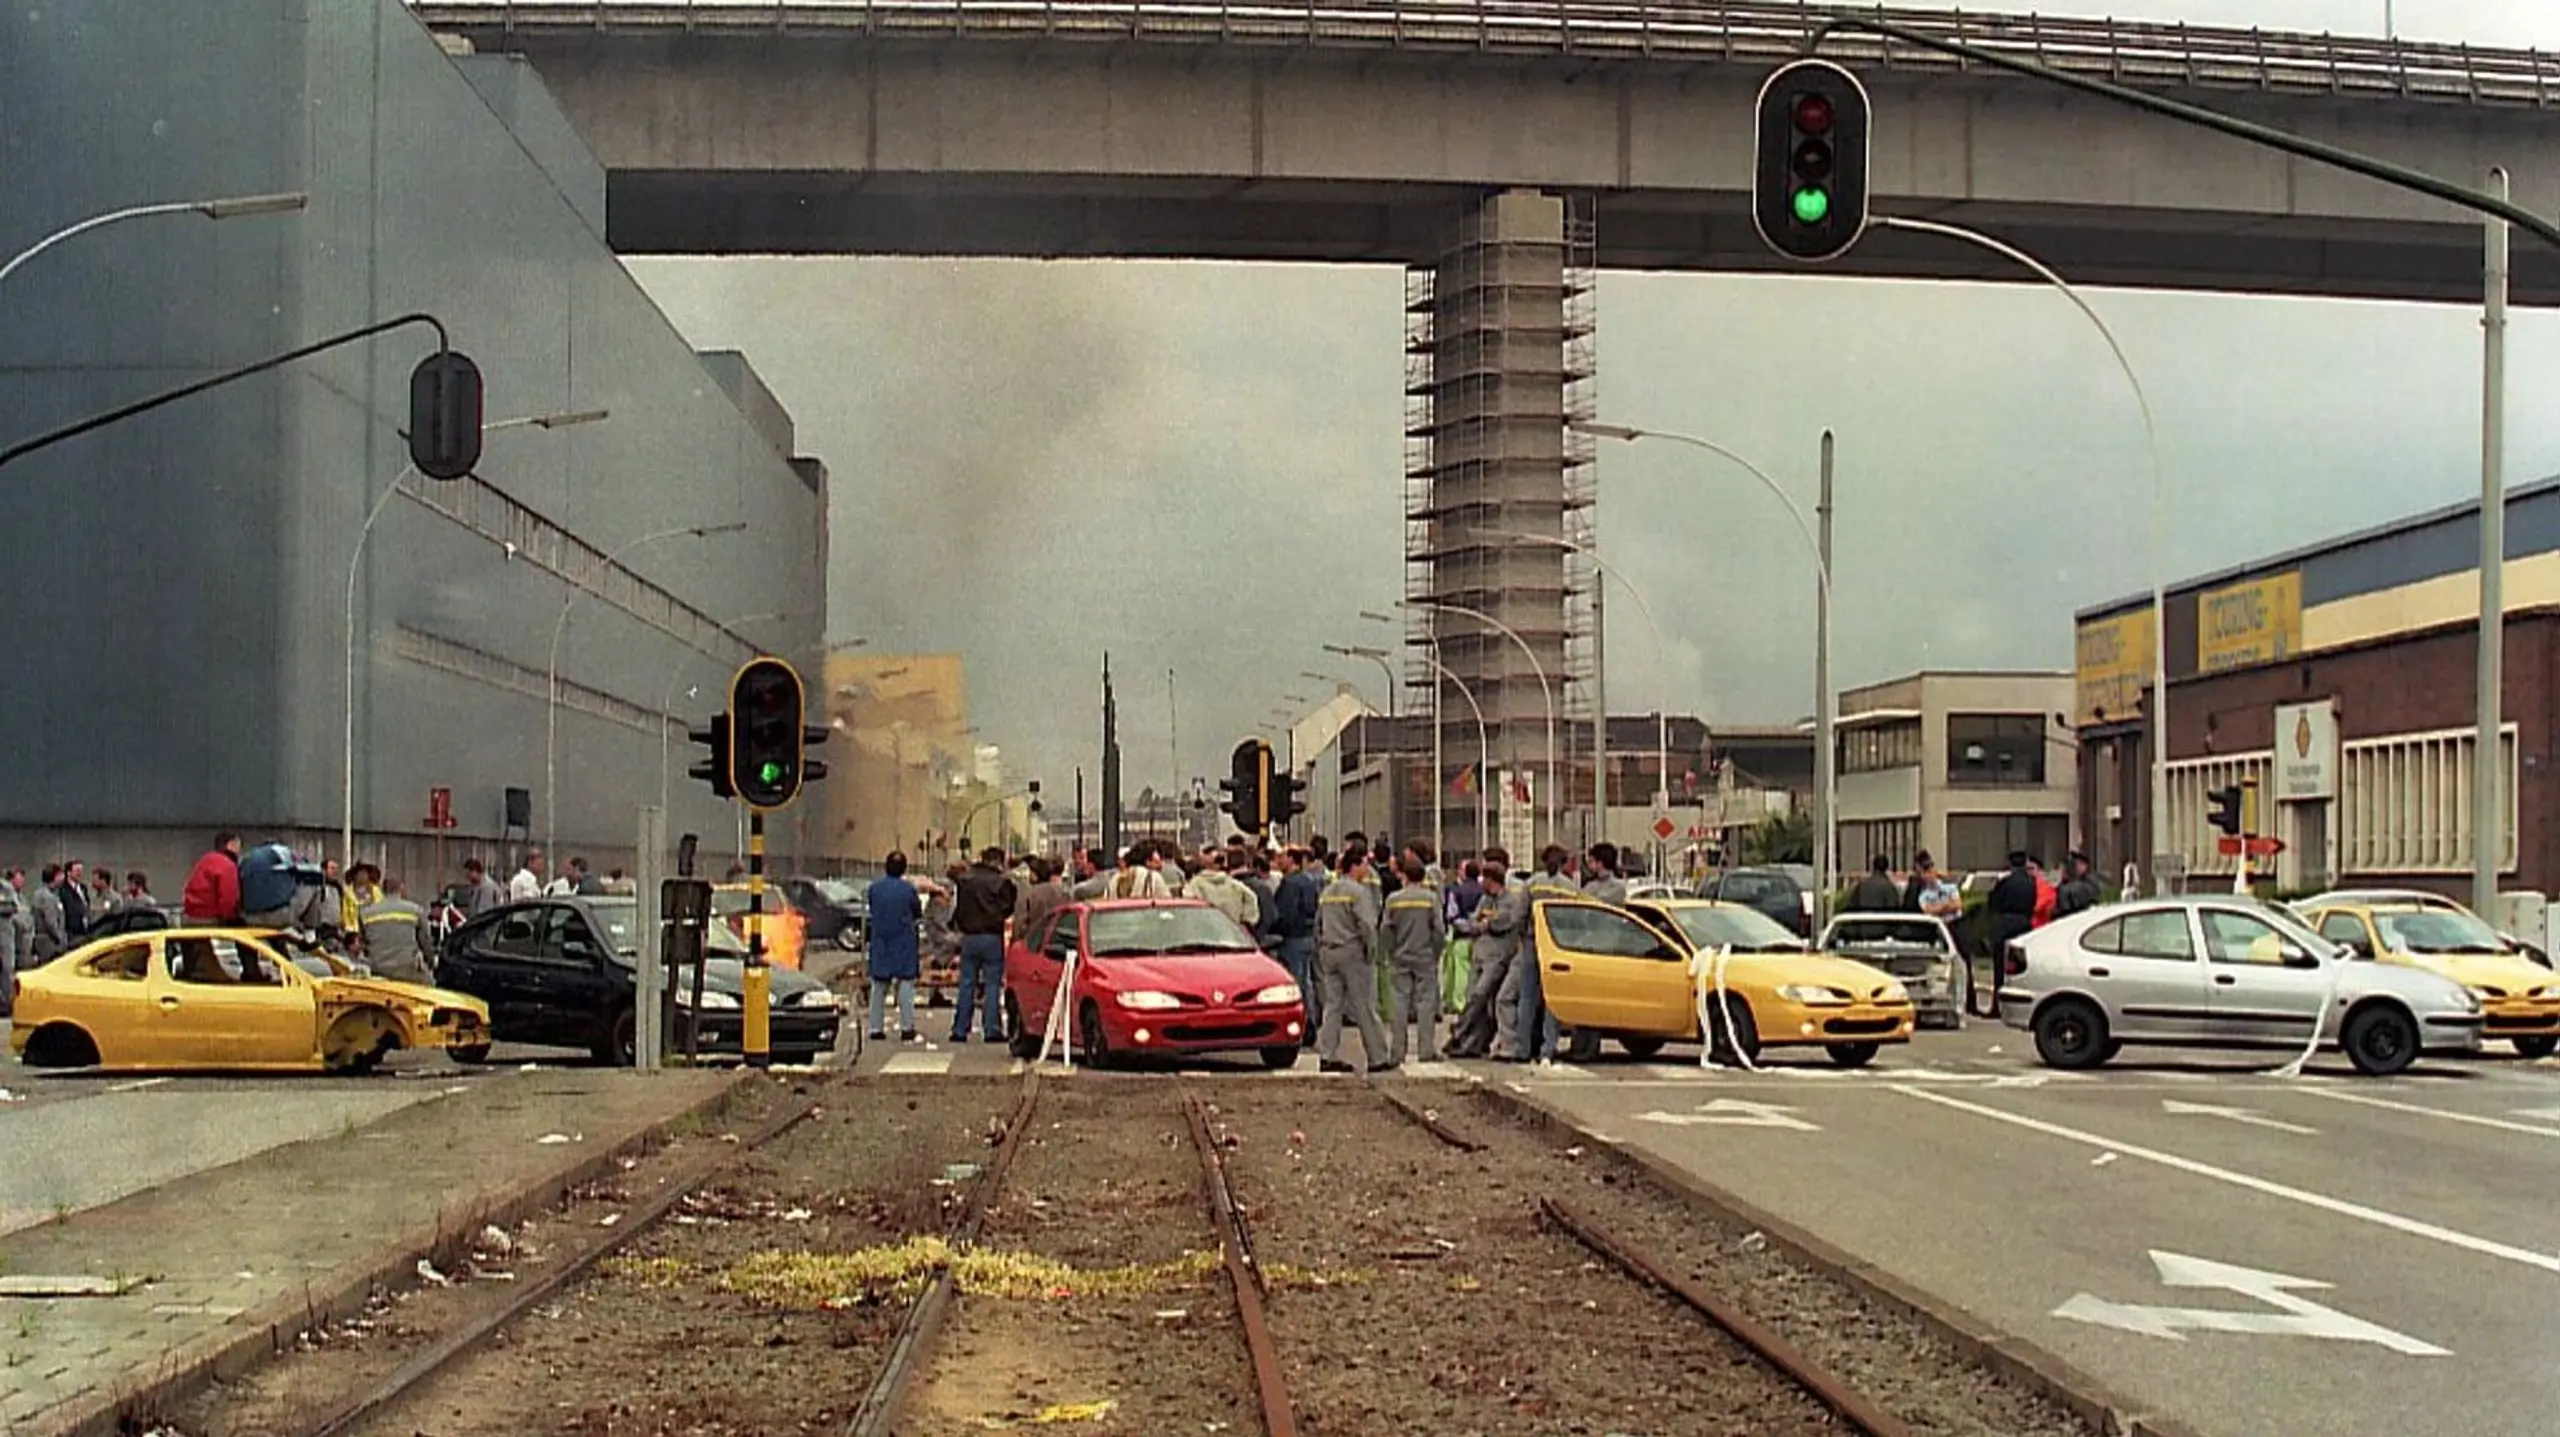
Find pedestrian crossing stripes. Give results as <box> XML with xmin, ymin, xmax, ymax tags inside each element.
<box><xmin>877</xmin><ymin>1052</ymin><xmax>956</xmax><ymax>1076</ymax></box>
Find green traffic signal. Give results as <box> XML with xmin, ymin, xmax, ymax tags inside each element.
<box><xmin>1791</xmin><ymin>186</ymin><xmax>1830</xmax><ymax>224</ymax></box>
<box><xmin>758</xmin><ymin>761</ymin><xmax>786</xmax><ymax>786</ymax></box>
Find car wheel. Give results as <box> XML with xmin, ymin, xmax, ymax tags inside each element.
<box><xmin>22</xmin><ymin>1023</ymin><xmax>99</xmax><ymax>1069</ymax></box>
<box><xmin>1004</xmin><ymin>993</ymin><xmax>1041</xmax><ymax>1060</ymax></box>
<box><xmin>593</xmin><ymin>1008</ymin><xmax>637</xmax><ymax>1068</ymax></box>
<box><xmin>2032</xmin><ymin>998</ymin><xmax>2111</xmax><ymax>1070</ymax></box>
<box><xmin>2512</xmin><ymin>1034</ymin><xmax>2559</xmax><ymax>1060</ymax></box>
<box><xmin>2343</xmin><ymin>1004</ymin><xmax>2419</xmax><ymax>1077</ymax></box>
<box><xmin>448</xmin><ymin>1043</ymin><xmax>492</xmax><ymax>1066</ymax></box>
<box><xmin>1260</xmin><ymin>1045</ymin><xmax>1301</xmax><ymax>1071</ymax></box>
<box><xmin>1825</xmin><ymin>1042</ymin><xmax>1880</xmax><ymax>1068</ymax></box>
<box><xmin>1077</xmin><ymin>1000</ymin><xmax>1111</xmax><ymax>1069</ymax></box>
<box><xmin>834</xmin><ymin>928</ymin><xmax>863</xmax><ymax>954</ymax></box>
<box><xmin>1563</xmin><ymin>1028</ymin><xmax>1604</xmax><ymax>1063</ymax></box>
<box><xmin>1617</xmin><ymin>1035</ymin><xmax>1668</xmax><ymax>1060</ymax></box>
<box><xmin>1707</xmin><ymin>997</ymin><xmax>1761</xmax><ymax>1066</ymax></box>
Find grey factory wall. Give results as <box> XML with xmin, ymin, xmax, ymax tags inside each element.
<box><xmin>0</xmin><ymin>1</ymin><xmax>826</xmax><ymax>866</ymax></box>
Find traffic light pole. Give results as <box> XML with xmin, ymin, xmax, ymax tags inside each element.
<box><xmin>742</xmin><ymin>810</ymin><xmax>772</xmax><ymax>1069</ymax></box>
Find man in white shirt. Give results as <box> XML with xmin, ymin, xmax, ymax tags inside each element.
<box><xmin>508</xmin><ymin>849</ymin><xmax>547</xmax><ymax>902</ymax></box>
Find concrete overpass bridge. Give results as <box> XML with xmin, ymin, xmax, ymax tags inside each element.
<box><xmin>409</xmin><ymin>0</ymin><xmax>2560</xmax><ymax>854</ymax></box>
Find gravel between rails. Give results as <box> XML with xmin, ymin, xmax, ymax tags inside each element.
<box><xmin>901</xmin><ymin>1083</ymin><xmax>1255</xmax><ymax>1436</ymax></box>
<box><xmin>1452</xmin><ymin>1085</ymin><xmax>2102</xmax><ymax>1437</ymax></box>
<box><xmin>178</xmin><ymin>1076</ymin><xmax>1020</xmax><ymax>1437</ymax></box>
<box><xmin>1212</xmin><ymin>1083</ymin><xmax>1843</xmax><ymax>1437</ymax></box>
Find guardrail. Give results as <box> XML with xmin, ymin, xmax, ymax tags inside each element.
<box><xmin>408</xmin><ymin>0</ymin><xmax>2560</xmax><ymax>107</ymax></box>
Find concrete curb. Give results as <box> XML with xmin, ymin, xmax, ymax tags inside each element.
<box><xmin>1468</xmin><ymin>1079</ymin><xmax>2212</xmax><ymax>1437</ymax></box>
<box><xmin>25</xmin><ymin>1070</ymin><xmax>758</xmax><ymax>1437</ymax></box>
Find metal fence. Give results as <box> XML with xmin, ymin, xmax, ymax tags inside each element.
<box><xmin>410</xmin><ymin>0</ymin><xmax>2560</xmax><ymax>107</ymax></box>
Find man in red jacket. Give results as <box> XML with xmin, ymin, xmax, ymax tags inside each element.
<box><xmin>182</xmin><ymin>832</ymin><xmax>243</xmax><ymax>924</ymax></box>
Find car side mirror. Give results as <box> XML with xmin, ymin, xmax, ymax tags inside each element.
<box><xmin>2283</xmin><ymin>947</ymin><xmax>2323</xmax><ymax>970</ymax></box>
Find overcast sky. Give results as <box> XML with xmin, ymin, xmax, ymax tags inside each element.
<box><xmin>630</xmin><ymin>0</ymin><xmax>2560</xmax><ymax>794</ymax></box>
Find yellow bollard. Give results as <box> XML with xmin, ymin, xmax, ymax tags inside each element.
<box><xmin>743</xmin><ymin>813</ymin><xmax>772</xmax><ymax>1068</ymax></box>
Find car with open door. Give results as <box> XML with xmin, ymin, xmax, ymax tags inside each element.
<box><xmin>1002</xmin><ymin>899</ymin><xmax>1305</xmax><ymax>1069</ymax></box>
<box><xmin>2296</xmin><ymin>897</ymin><xmax>2560</xmax><ymax>1057</ymax></box>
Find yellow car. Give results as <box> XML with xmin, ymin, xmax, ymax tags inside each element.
<box><xmin>1532</xmin><ymin>897</ymin><xmax>1915</xmax><ymax>1067</ymax></box>
<box><xmin>2299</xmin><ymin>899</ymin><xmax>2560</xmax><ymax>1058</ymax></box>
<box><xmin>11</xmin><ymin>928</ymin><xmax>491</xmax><ymax>1074</ymax></box>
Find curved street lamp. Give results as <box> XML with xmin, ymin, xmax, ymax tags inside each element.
<box><xmin>0</xmin><ymin>191</ymin><xmax>309</xmax><ymax>289</ymax></box>
<box><xmin>1399</xmin><ymin>598</ymin><xmax>1557</xmax><ymax>851</ymax></box>
<box><xmin>1413</xmin><ymin>643</ymin><xmax>1491</xmax><ymax>860</ymax></box>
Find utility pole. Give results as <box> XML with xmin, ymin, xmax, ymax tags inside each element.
<box><xmin>2475</xmin><ymin>166</ymin><xmax>2510</xmax><ymax>914</ymax></box>
<box><xmin>1591</xmin><ymin>550</ymin><xmax>1608</xmax><ymax>850</ymax></box>
<box><xmin>1812</xmin><ymin>431</ymin><xmax>1836</xmax><ymax>927</ymax></box>
<box><xmin>1101</xmin><ymin>654</ymin><xmax>1123</xmax><ymax>861</ymax></box>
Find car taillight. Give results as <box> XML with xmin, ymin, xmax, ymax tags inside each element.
<box><xmin>2001</xmin><ymin>946</ymin><xmax>2027</xmax><ymax>978</ymax></box>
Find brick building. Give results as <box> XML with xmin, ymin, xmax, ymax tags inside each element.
<box><xmin>2075</xmin><ymin>477</ymin><xmax>2560</xmax><ymax>895</ymax></box>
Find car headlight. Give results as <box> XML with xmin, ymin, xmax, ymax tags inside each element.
<box><xmin>1115</xmin><ymin>990</ymin><xmax>1182</xmax><ymax>1010</ymax></box>
<box><xmin>679</xmin><ymin>990</ymin><xmax>740</xmax><ymax>1010</ymax></box>
<box><xmin>2455</xmin><ymin>987</ymin><xmax>2484</xmax><ymax>1013</ymax></box>
<box><xmin>2471</xmin><ymin>985</ymin><xmax>2508</xmax><ymax>1000</ymax></box>
<box><xmin>793</xmin><ymin>988</ymin><xmax>840</xmax><ymax>1010</ymax></box>
<box><xmin>1250</xmin><ymin>983</ymin><xmax>1302</xmax><ymax>1005</ymax></box>
<box><xmin>1775</xmin><ymin>984</ymin><xmax>1849</xmax><ymax>1006</ymax></box>
<box><xmin>1879</xmin><ymin>980</ymin><xmax>1910</xmax><ymax>1001</ymax></box>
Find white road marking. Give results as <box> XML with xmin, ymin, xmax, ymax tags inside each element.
<box><xmin>2512</xmin><ymin>1105</ymin><xmax>2560</xmax><ymax>1123</ymax></box>
<box><xmin>1634</xmin><ymin>1098</ymin><xmax>1820</xmax><ymax>1132</ymax></box>
<box><xmin>1401</xmin><ymin>1061</ymin><xmax>1464</xmax><ymax>1079</ymax></box>
<box><xmin>105</xmin><ymin>1077</ymin><xmax>170</xmax><ymax>1093</ymax></box>
<box><xmin>877</xmin><ymin>1052</ymin><xmax>954</xmax><ymax>1076</ymax></box>
<box><xmin>2295</xmin><ymin>1088</ymin><xmax>2560</xmax><ymax>1138</ymax></box>
<box><xmin>2160</xmin><ymin>1099</ymin><xmax>2319</xmax><ymax>1135</ymax></box>
<box><xmin>1889</xmin><ymin>1085</ymin><xmax>2560</xmax><ymax>1274</ymax></box>
<box><xmin>2053</xmin><ymin>1250</ymin><xmax>2447</xmax><ymax>1356</ymax></box>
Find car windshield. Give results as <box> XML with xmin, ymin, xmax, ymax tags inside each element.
<box><xmin>1084</xmin><ymin>906</ymin><xmax>1258</xmax><ymax>957</ymax></box>
<box><xmin>1665</xmin><ymin>906</ymin><xmax>1804</xmax><ymax>953</ymax></box>
<box><xmin>584</xmin><ymin>899</ymin><xmax>748</xmax><ymax>956</ymax></box>
<box><xmin>2374</xmin><ymin>908</ymin><xmax>2508</xmax><ymax>955</ymax></box>
<box><xmin>815</xmin><ymin>878</ymin><xmax>860</xmax><ymax>904</ymax></box>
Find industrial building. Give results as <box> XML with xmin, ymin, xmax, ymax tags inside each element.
<box><xmin>2074</xmin><ymin>476</ymin><xmax>2560</xmax><ymax>895</ymax></box>
<box><xmin>1833</xmin><ymin>672</ymin><xmax>2079</xmax><ymax>876</ymax></box>
<box><xmin>0</xmin><ymin>0</ymin><xmax>827</xmax><ymax>885</ymax></box>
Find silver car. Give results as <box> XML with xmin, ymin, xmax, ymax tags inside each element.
<box><xmin>1995</xmin><ymin>895</ymin><xmax>2483</xmax><ymax>1076</ymax></box>
<box><xmin>1820</xmin><ymin>912</ymin><xmax>1965</xmax><ymax>1029</ymax></box>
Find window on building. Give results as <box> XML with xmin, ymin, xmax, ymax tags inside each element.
<box><xmin>1945</xmin><ymin>814</ymin><xmax>2071</xmax><ymax>873</ymax></box>
<box><xmin>1841</xmin><ymin>721</ymin><xmax>1921</xmax><ymax>775</ymax></box>
<box><xmin>1839</xmin><ymin>818</ymin><xmax>1921</xmax><ymax>870</ymax></box>
<box><xmin>2338</xmin><ymin>726</ymin><xmax>2518</xmax><ymax>876</ymax></box>
<box><xmin>1946</xmin><ymin>714</ymin><xmax>2047</xmax><ymax>787</ymax></box>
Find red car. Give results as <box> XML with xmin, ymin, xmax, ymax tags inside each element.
<box><xmin>1003</xmin><ymin>899</ymin><xmax>1306</xmax><ymax>1070</ymax></box>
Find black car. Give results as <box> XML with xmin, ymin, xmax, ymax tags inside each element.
<box><xmin>1699</xmin><ymin>865</ymin><xmax>1817</xmax><ymax>938</ymax></box>
<box><xmin>780</xmin><ymin>876</ymin><xmax>867</xmax><ymax>953</ymax></box>
<box><xmin>436</xmin><ymin>896</ymin><xmax>843</xmax><ymax>1066</ymax></box>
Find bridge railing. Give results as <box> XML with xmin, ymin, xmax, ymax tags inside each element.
<box><xmin>409</xmin><ymin>0</ymin><xmax>2560</xmax><ymax>107</ymax></box>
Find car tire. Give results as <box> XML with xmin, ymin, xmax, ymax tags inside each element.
<box><xmin>2511</xmin><ymin>1034</ymin><xmax>2559</xmax><ymax>1060</ymax></box>
<box><xmin>1825</xmin><ymin>1042</ymin><xmax>1880</xmax><ymax>1068</ymax></box>
<box><xmin>1077</xmin><ymin>1000</ymin><xmax>1111</xmax><ymax>1069</ymax></box>
<box><xmin>1617</xmin><ymin>1035</ymin><xmax>1667</xmax><ymax>1060</ymax></box>
<box><xmin>1707</xmin><ymin>997</ymin><xmax>1761</xmax><ymax>1067</ymax></box>
<box><xmin>593</xmin><ymin>1008</ymin><xmax>637</xmax><ymax>1068</ymax></box>
<box><xmin>2343</xmin><ymin>1004</ymin><xmax>2420</xmax><ymax>1077</ymax></box>
<box><xmin>2032</xmin><ymin>998</ymin><xmax>2111</xmax><ymax>1070</ymax></box>
<box><xmin>1004</xmin><ymin>993</ymin><xmax>1041</xmax><ymax>1060</ymax></box>
<box><xmin>1260</xmin><ymin>1045</ymin><xmax>1301</xmax><ymax>1071</ymax></box>
<box><xmin>449</xmin><ymin>1043</ymin><xmax>492</xmax><ymax>1066</ymax></box>
<box><xmin>834</xmin><ymin>928</ymin><xmax>863</xmax><ymax>954</ymax></box>
<box><xmin>1563</xmin><ymin>1028</ymin><xmax>1604</xmax><ymax>1063</ymax></box>
<box><xmin>22</xmin><ymin>1023</ymin><xmax>99</xmax><ymax>1069</ymax></box>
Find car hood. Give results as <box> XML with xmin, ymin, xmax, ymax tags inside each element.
<box><xmin>316</xmin><ymin>974</ymin><xmax>487</xmax><ymax>1013</ymax></box>
<box><xmin>1089</xmin><ymin>950</ymin><xmax>1292</xmax><ymax>996</ymax></box>
<box><xmin>2339</xmin><ymin>960</ymin><xmax>2473</xmax><ymax>1007</ymax></box>
<box><xmin>614</xmin><ymin>953</ymin><xmax>825</xmax><ymax>997</ymax></box>
<box><xmin>1713</xmin><ymin>952</ymin><xmax>1903</xmax><ymax>994</ymax></box>
<box><xmin>2386</xmin><ymin>949</ymin><xmax>2557</xmax><ymax>993</ymax></box>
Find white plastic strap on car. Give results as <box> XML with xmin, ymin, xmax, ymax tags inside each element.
<box><xmin>1035</xmin><ymin>952</ymin><xmax>1078</xmax><ymax>1069</ymax></box>
<box><xmin>1688</xmin><ymin>944</ymin><xmax>1760</xmax><ymax>1072</ymax></box>
<box><xmin>2268</xmin><ymin>948</ymin><xmax>2349</xmax><ymax>1080</ymax></box>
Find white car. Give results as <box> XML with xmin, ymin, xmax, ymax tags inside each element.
<box><xmin>1994</xmin><ymin>895</ymin><xmax>2483</xmax><ymax>1075</ymax></box>
<box><xmin>1819</xmin><ymin>912</ymin><xmax>1964</xmax><ymax>1028</ymax></box>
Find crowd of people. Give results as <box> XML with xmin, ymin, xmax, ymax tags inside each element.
<box><xmin>856</xmin><ymin>831</ymin><xmax>1646</xmax><ymax>1072</ymax></box>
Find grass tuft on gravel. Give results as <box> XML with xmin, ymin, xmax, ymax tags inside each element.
<box><xmin>680</xmin><ymin>1240</ymin><xmax>1370</xmax><ymax>1308</ymax></box>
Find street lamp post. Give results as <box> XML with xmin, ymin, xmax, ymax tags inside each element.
<box><xmin>1399</xmin><ymin>598</ymin><xmax>1556</xmax><ymax>852</ymax></box>
<box><xmin>339</xmin><ymin>407</ymin><xmax>611</xmax><ymax>861</ymax></box>
<box><xmin>1576</xmin><ymin>421</ymin><xmax>1836</xmax><ymax>915</ymax></box>
<box><xmin>545</xmin><ymin>520</ymin><xmax>748</xmax><ymax>860</ymax></box>
<box><xmin>1415</xmin><ymin>645</ymin><xmax>1492</xmax><ymax>859</ymax></box>
<box><xmin>0</xmin><ymin>191</ymin><xmax>309</xmax><ymax>289</ymax></box>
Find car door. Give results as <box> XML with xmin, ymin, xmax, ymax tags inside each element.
<box><xmin>2199</xmin><ymin>906</ymin><xmax>2330</xmax><ymax>1044</ymax></box>
<box><xmin>2073</xmin><ymin>908</ymin><xmax>2211</xmax><ymax>1042</ymax></box>
<box><xmin>154</xmin><ymin>935</ymin><xmax>319</xmax><ymax>1066</ymax></box>
<box><xmin>464</xmin><ymin>907</ymin><xmax>552</xmax><ymax>1039</ymax></box>
<box><xmin>554</xmin><ymin>910</ymin><xmax>629</xmax><ymax>1039</ymax></box>
<box><xmin>1533</xmin><ymin>900</ymin><xmax>1686</xmax><ymax>1036</ymax></box>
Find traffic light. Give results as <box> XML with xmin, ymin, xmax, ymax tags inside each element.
<box><xmin>728</xmin><ymin>657</ymin><xmax>809</xmax><ymax>811</ymax></box>
<box><xmin>1752</xmin><ymin>58</ymin><xmax>1871</xmax><ymax>264</ymax></box>
<box><xmin>2207</xmin><ymin>785</ymin><xmax>2244</xmax><ymax>836</ymax></box>
<box><xmin>1271</xmin><ymin>766</ymin><xmax>1307</xmax><ymax>825</ymax></box>
<box><xmin>685</xmin><ymin>714</ymin><xmax>734</xmax><ymax>799</ymax></box>
<box><xmin>407</xmin><ymin>350</ymin><xmax>484</xmax><ymax>480</ymax></box>
<box><xmin>1220</xmin><ymin>738</ymin><xmax>1270</xmax><ymax>833</ymax></box>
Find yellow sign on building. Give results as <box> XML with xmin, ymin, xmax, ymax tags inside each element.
<box><xmin>2197</xmin><ymin>572</ymin><xmax>2302</xmax><ymax>674</ymax></box>
<box><xmin>2074</xmin><ymin>609</ymin><xmax>2154</xmax><ymax>728</ymax></box>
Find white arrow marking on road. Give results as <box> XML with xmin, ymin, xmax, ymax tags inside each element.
<box><xmin>2159</xmin><ymin>1099</ymin><xmax>2318</xmax><ymax>1134</ymax></box>
<box><xmin>1634</xmin><ymin>1099</ymin><xmax>1821</xmax><ymax>1131</ymax></box>
<box><xmin>2053</xmin><ymin>1250</ymin><xmax>2447</xmax><ymax>1356</ymax></box>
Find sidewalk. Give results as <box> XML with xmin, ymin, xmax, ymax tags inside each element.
<box><xmin>1</xmin><ymin>1065</ymin><xmax>743</xmax><ymax>1437</ymax></box>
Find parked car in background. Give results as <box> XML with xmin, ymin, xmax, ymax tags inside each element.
<box><xmin>2304</xmin><ymin>887</ymin><xmax>2552</xmax><ymax>969</ymax></box>
<box><xmin>711</xmin><ymin>883</ymin><xmax>806</xmax><ymax>970</ymax></box>
<box><xmin>1995</xmin><ymin>895</ymin><xmax>2482</xmax><ymax>1076</ymax></box>
<box><xmin>2296</xmin><ymin>897</ymin><xmax>2560</xmax><ymax>1057</ymax></box>
<box><xmin>781</xmin><ymin>876</ymin><xmax>866</xmax><ymax>952</ymax></box>
<box><xmin>1698</xmin><ymin>865</ymin><xmax>1816</xmax><ymax>937</ymax></box>
<box><xmin>1002</xmin><ymin>899</ymin><xmax>1305</xmax><ymax>1069</ymax></box>
<box><xmin>1819</xmin><ymin>912</ymin><xmax>1965</xmax><ymax>1028</ymax></box>
<box><xmin>437</xmin><ymin>896</ymin><xmax>843</xmax><ymax>1066</ymax></box>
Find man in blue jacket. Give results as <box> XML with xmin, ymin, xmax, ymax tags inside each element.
<box><xmin>865</xmin><ymin>852</ymin><xmax>926</xmax><ymax>1043</ymax></box>
<box><xmin>1271</xmin><ymin>847</ymin><xmax>1324</xmax><ymax>1047</ymax></box>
